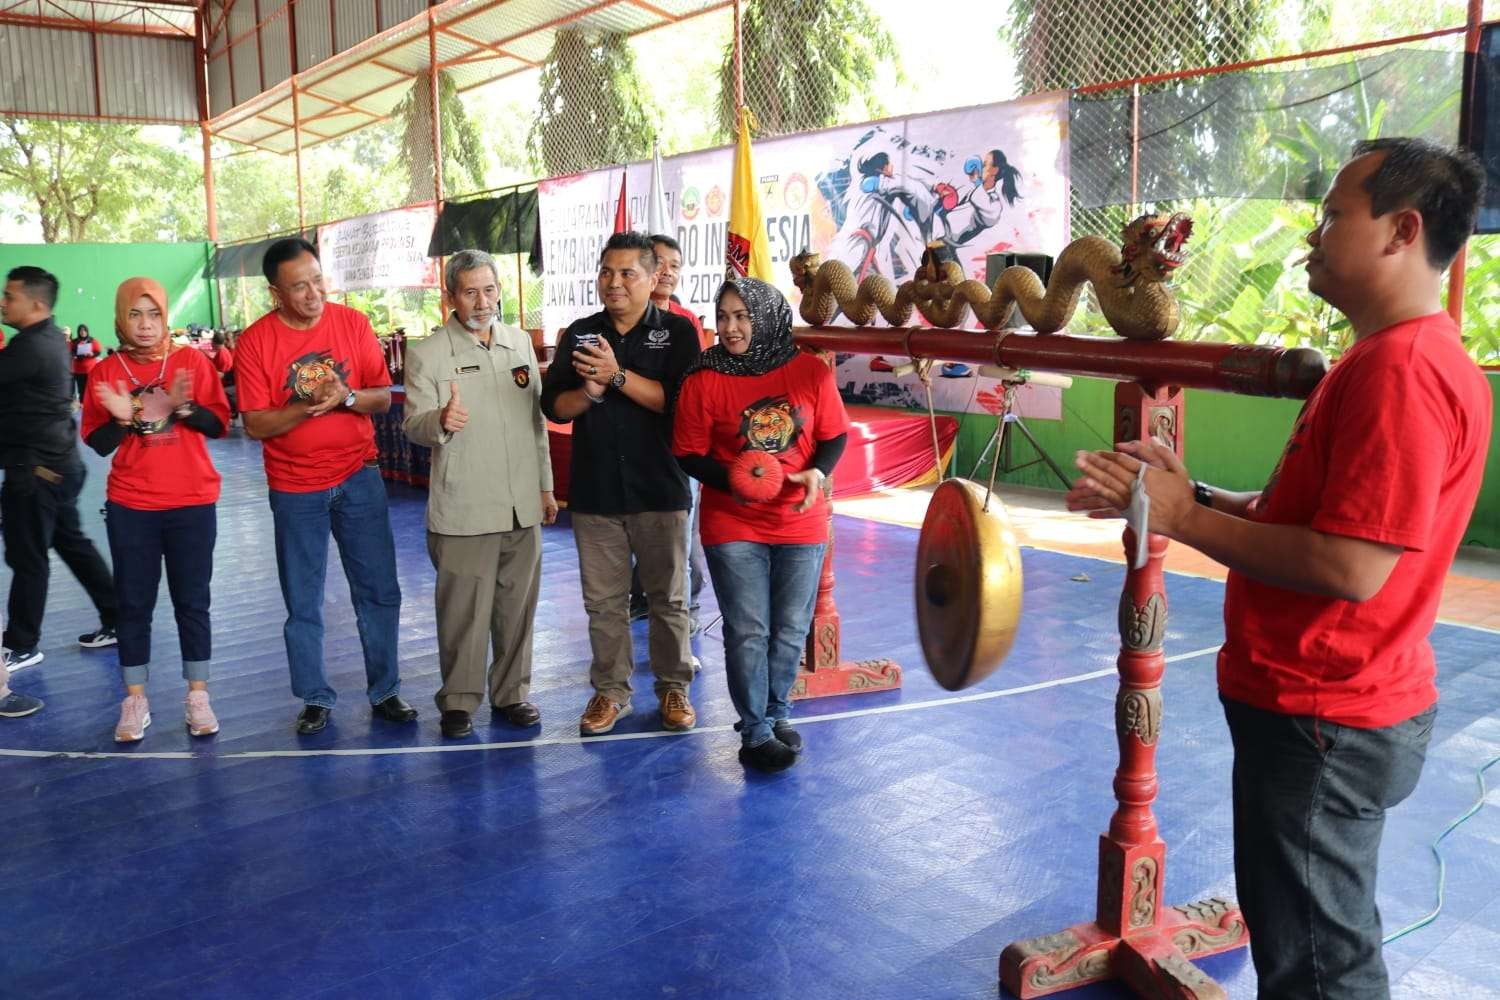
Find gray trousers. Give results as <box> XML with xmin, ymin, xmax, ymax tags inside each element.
<box><xmin>573</xmin><ymin>510</ymin><xmax>693</xmax><ymax>703</ymax></box>
<box><xmin>427</xmin><ymin>526</ymin><xmax>540</xmax><ymax>714</ymax></box>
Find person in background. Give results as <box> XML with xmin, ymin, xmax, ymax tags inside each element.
<box><xmin>627</xmin><ymin>234</ymin><xmax>712</xmax><ymax>634</ymax></box>
<box><xmin>70</xmin><ymin>323</ymin><xmax>102</xmax><ymax>403</ymax></box>
<box><xmin>208</xmin><ymin>330</ymin><xmax>237</xmax><ymax>422</ymax></box>
<box><xmin>82</xmin><ymin>278</ymin><xmax>231</xmax><ymax>742</ymax></box>
<box><xmin>1069</xmin><ymin>138</ymin><xmax>1489</xmax><ymax>998</ymax></box>
<box><xmin>673</xmin><ymin>278</ymin><xmax>849</xmax><ymax>773</ymax></box>
<box><xmin>0</xmin><ymin>266</ymin><xmax>119</xmax><ymax>672</ymax></box>
<box><xmin>404</xmin><ymin>249</ymin><xmax>557</xmax><ymax>739</ymax></box>
<box><xmin>234</xmin><ymin>237</ymin><xmax>416</xmax><ymax>735</ymax></box>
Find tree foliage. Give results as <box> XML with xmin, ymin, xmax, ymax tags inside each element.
<box><xmin>0</xmin><ymin>119</ymin><xmax>204</xmax><ymax>243</ymax></box>
<box><xmin>393</xmin><ymin>71</ymin><xmax>488</xmax><ymax>204</ymax></box>
<box><xmin>717</xmin><ymin>0</ymin><xmax>895</xmax><ymax>139</ymax></box>
<box><xmin>530</xmin><ymin>29</ymin><xmax>657</xmax><ymax>177</ymax></box>
<box><xmin>1003</xmin><ymin>0</ymin><xmax>1276</xmax><ymax>94</ymax></box>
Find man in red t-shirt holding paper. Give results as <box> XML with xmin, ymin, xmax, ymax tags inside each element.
<box><xmin>235</xmin><ymin>238</ymin><xmax>417</xmax><ymax>735</ymax></box>
<box><xmin>1069</xmin><ymin>139</ymin><xmax>1490</xmax><ymax>997</ymax></box>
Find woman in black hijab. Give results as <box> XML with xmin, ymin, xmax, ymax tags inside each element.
<box><xmin>673</xmin><ymin>278</ymin><xmax>849</xmax><ymax>772</ymax></box>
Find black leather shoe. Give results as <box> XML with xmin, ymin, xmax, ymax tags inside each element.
<box><xmin>372</xmin><ymin>695</ymin><xmax>419</xmax><ymax>723</ymax></box>
<box><xmin>296</xmin><ymin>705</ymin><xmax>330</xmax><ymax>734</ymax></box>
<box><xmin>495</xmin><ymin>701</ymin><xmax>541</xmax><ymax>727</ymax></box>
<box><xmin>440</xmin><ymin>710</ymin><xmax>472</xmax><ymax>738</ymax></box>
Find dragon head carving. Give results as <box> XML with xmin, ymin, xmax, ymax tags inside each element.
<box><xmin>789</xmin><ymin>250</ymin><xmax>821</xmax><ymax>295</ymax></box>
<box><xmin>1116</xmin><ymin>212</ymin><xmax>1193</xmax><ymax>285</ymax></box>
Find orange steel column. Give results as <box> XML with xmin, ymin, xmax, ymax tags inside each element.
<box><xmin>1450</xmin><ymin>0</ymin><xmax>1487</xmax><ymax>324</ymax></box>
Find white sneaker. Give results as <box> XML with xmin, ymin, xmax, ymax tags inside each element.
<box><xmin>691</xmin><ymin>655</ymin><xmax>702</xmax><ymax>674</ymax></box>
<box><xmin>3</xmin><ymin>648</ymin><xmax>43</xmax><ymax>673</ymax></box>
<box><xmin>115</xmin><ymin>694</ymin><xmax>151</xmax><ymax>743</ymax></box>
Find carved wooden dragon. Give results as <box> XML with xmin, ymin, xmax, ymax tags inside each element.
<box><xmin>790</xmin><ymin>212</ymin><xmax>1194</xmax><ymax>341</ymax></box>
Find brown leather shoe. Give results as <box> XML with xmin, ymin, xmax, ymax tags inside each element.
<box><xmin>495</xmin><ymin>701</ymin><xmax>541</xmax><ymax>727</ymax></box>
<box><xmin>659</xmin><ymin>690</ymin><xmax>696</xmax><ymax>731</ymax></box>
<box><xmin>580</xmin><ymin>694</ymin><xmax>630</xmax><ymax>736</ymax></box>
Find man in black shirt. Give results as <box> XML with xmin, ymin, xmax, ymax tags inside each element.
<box><xmin>542</xmin><ymin>232</ymin><xmax>701</xmax><ymax>736</ymax></box>
<box><xmin>0</xmin><ymin>267</ymin><xmax>119</xmax><ymax>673</ymax></box>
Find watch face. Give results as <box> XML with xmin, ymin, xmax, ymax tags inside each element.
<box><xmin>610</xmin><ymin>370</ymin><xmax>626</xmax><ymax>389</ymax></box>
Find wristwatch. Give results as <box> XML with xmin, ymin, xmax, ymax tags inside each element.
<box><xmin>341</xmin><ymin>389</ymin><xmax>358</xmax><ymax>409</ymax></box>
<box><xmin>608</xmin><ymin>370</ymin><xmax>626</xmax><ymax>390</ymax></box>
<box><xmin>1191</xmin><ymin>480</ymin><xmax>1214</xmax><ymax>507</ymax></box>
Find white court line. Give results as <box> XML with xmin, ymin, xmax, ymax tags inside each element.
<box><xmin>0</xmin><ymin>646</ymin><xmax>1223</xmax><ymax>762</ymax></box>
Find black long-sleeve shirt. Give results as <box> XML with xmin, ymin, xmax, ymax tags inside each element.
<box><xmin>541</xmin><ymin>304</ymin><xmax>700</xmax><ymax>515</ymax></box>
<box><xmin>0</xmin><ymin>317</ymin><xmax>81</xmax><ymax>470</ymax></box>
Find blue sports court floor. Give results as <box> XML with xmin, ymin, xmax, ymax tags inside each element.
<box><xmin>2</xmin><ymin>430</ymin><xmax>1499</xmax><ymax>999</ymax></box>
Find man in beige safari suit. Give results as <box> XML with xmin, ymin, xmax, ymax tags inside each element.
<box><xmin>404</xmin><ymin>249</ymin><xmax>558</xmax><ymax>739</ymax></box>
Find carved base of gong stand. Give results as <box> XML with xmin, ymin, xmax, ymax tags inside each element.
<box><xmin>1000</xmin><ymin>873</ymin><xmax>1248</xmax><ymax>998</ymax></box>
<box><xmin>790</xmin><ymin>480</ymin><xmax>902</xmax><ymax>701</ymax></box>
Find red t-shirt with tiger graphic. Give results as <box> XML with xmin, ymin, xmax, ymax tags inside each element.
<box><xmin>234</xmin><ymin>301</ymin><xmax>391</xmax><ymax>493</ymax></box>
<box><xmin>674</xmin><ymin>351</ymin><xmax>849</xmax><ymax>546</ymax></box>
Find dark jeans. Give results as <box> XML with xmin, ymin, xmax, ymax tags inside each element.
<box><xmin>705</xmin><ymin>540</ymin><xmax>825</xmax><ymax>747</ymax></box>
<box><xmin>267</xmin><ymin>464</ymin><xmax>402</xmax><ymax>708</ymax></box>
<box><xmin>1</xmin><ymin>463</ymin><xmax>117</xmax><ymax>652</ymax></box>
<box><xmin>1223</xmin><ymin>696</ymin><xmax>1436</xmax><ymax>1000</ymax></box>
<box><xmin>106</xmin><ymin>501</ymin><xmax>215</xmax><ymax>686</ymax></box>
<box><xmin>73</xmin><ymin>373</ymin><xmax>89</xmax><ymax>402</ymax></box>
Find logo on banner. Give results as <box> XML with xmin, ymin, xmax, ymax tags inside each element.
<box><xmin>784</xmin><ymin>173</ymin><xmax>809</xmax><ymax>211</ymax></box>
<box><xmin>681</xmin><ymin>187</ymin><xmax>701</xmax><ymax>220</ymax></box>
<box><xmin>705</xmin><ymin>185</ymin><xmax>726</xmax><ymax>218</ymax></box>
<box><xmin>511</xmin><ymin>365</ymin><xmax>530</xmax><ymax>388</ymax></box>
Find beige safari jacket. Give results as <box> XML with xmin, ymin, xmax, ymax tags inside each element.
<box><xmin>402</xmin><ymin>314</ymin><xmax>553</xmax><ymax>535</ymax></box>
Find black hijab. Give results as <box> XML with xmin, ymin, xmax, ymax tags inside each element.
<box><xmin>685</xmin><ymin>277</ymin><xmax>799</xmax><ymax>379</ymax></box>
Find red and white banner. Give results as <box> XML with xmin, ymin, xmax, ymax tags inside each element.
<box><xmin>319</xmin><ymin>206</ymin><xmax>440</xmax><ymax>293</ymax></box>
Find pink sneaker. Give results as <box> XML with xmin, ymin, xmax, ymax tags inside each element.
<box><xmin>114</xmin><ymin>694</ymin><xmax>151</xmax><ymax>743</ymax></box>
<box><xmin>185</xmin><ymin>690</ymin><xmax>219</xmax><ymax>737</ymax></box>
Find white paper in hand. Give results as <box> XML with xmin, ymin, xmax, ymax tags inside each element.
<box><xmin>1125</xmin><ymin>462</ymin><xmax>1150</xmax><ymax>570</ymax></box>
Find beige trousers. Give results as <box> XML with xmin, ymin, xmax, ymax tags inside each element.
<box><xmin>572</xmin><ymin>510</ymin><xmax>692</xmax><ymax>703</ymax></box>
<box><xmin>427</xmin><ymin>526</ymin><xmax>541</xmax><ymax>713</ymax></box>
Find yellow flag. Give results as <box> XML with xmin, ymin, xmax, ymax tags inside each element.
<box><xmin>726</xmin><ymin>106</ymin><xmax>773</xmax><ymax>282</ymax></box>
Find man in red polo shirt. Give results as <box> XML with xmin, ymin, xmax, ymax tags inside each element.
<box><xmin>235</xmin><ymin>237</ymin><xmax>417</xmax><ymax>735</ymax></box>
<box><xmin>1068</xmin><ymin>138</ymin><xmax>1489</xmax><ymax>998</ymax></box>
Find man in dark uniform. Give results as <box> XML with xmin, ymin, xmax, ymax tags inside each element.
<box><xmin>0</xmin><ymin>266</ymin><xmax>119</xmax><ymax>674</ymax></box>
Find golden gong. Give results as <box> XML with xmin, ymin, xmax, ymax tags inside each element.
<box><xmin>916</xmin><ymin>479</ymin><xmax>1023</xmax><ymax>690</ymax></box>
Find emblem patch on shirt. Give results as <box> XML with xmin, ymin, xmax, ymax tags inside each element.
<box><xmin>512</xmin><ymin>365</ymin><xmax>530</xmax><ymax>388</ymax></box>
<box><xmin>646</xmin><ymin>329</ymin><xmax>671</xmax><ymax>347</ymax></box>
<box><xmin>283</xmin><ymin>352</ymin><xmax>349</xmax><ymax>400</ymax></box>
<box><xmin>739</xmin><ymin>395</ymin><xmax>805</xmax><ymax>454</ymax></box>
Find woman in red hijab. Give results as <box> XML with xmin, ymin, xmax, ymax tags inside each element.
<box><xmin>81</xmin><ymin>278</ymin><xmax>231</xmax><ymax>743</ymax></box>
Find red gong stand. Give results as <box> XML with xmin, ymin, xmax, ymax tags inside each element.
<box><xmin>786</xmin><ymin>325</ymin><xmax>1327</xmax><ymax>997</ymax></box>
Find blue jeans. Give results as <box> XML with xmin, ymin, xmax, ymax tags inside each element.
<box><xmin>105</xmin><ymin>501</ymin><xmax>215</xmax><ymax>687</ymax></box>
<box><xmin>705</xmin><ymin>541</ymin><xmax>825</xmax><ymax>747</ymax></box>
<box><xmin>1222</xmin><ymin>696</ymin><xmax>1435</xmax><ymax>999</ymax></box>
<box><xmin>268</xmin><ymin>464</ymin><xmax>402</xmax><ymax>708</ymax></box>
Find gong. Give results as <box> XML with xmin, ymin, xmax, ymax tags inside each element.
<box><xmin>916</xmin><ymin>478</ymin><xmax>1023</xmax><ymax>691</ymax></box>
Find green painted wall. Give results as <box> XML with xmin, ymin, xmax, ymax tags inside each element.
<box><xmin>946</xmin><ymin>372</ymin><xmax>1500</xmax><ymax>550</ymax></box>
<box><xmin>0</xmin><ymin>242</ymin><xmax>217</xmax><ymax>346</ymax></box>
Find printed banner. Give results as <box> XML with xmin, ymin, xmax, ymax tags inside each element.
<box><xmin>319</xmin><ymin>206</ymin><xmax>440</xmax><ymax>292</ymax></box>
<box><xmin>538</xmin><ymin>93</ymin><xmax>1070</xmax><ymax>416</ymax></box>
